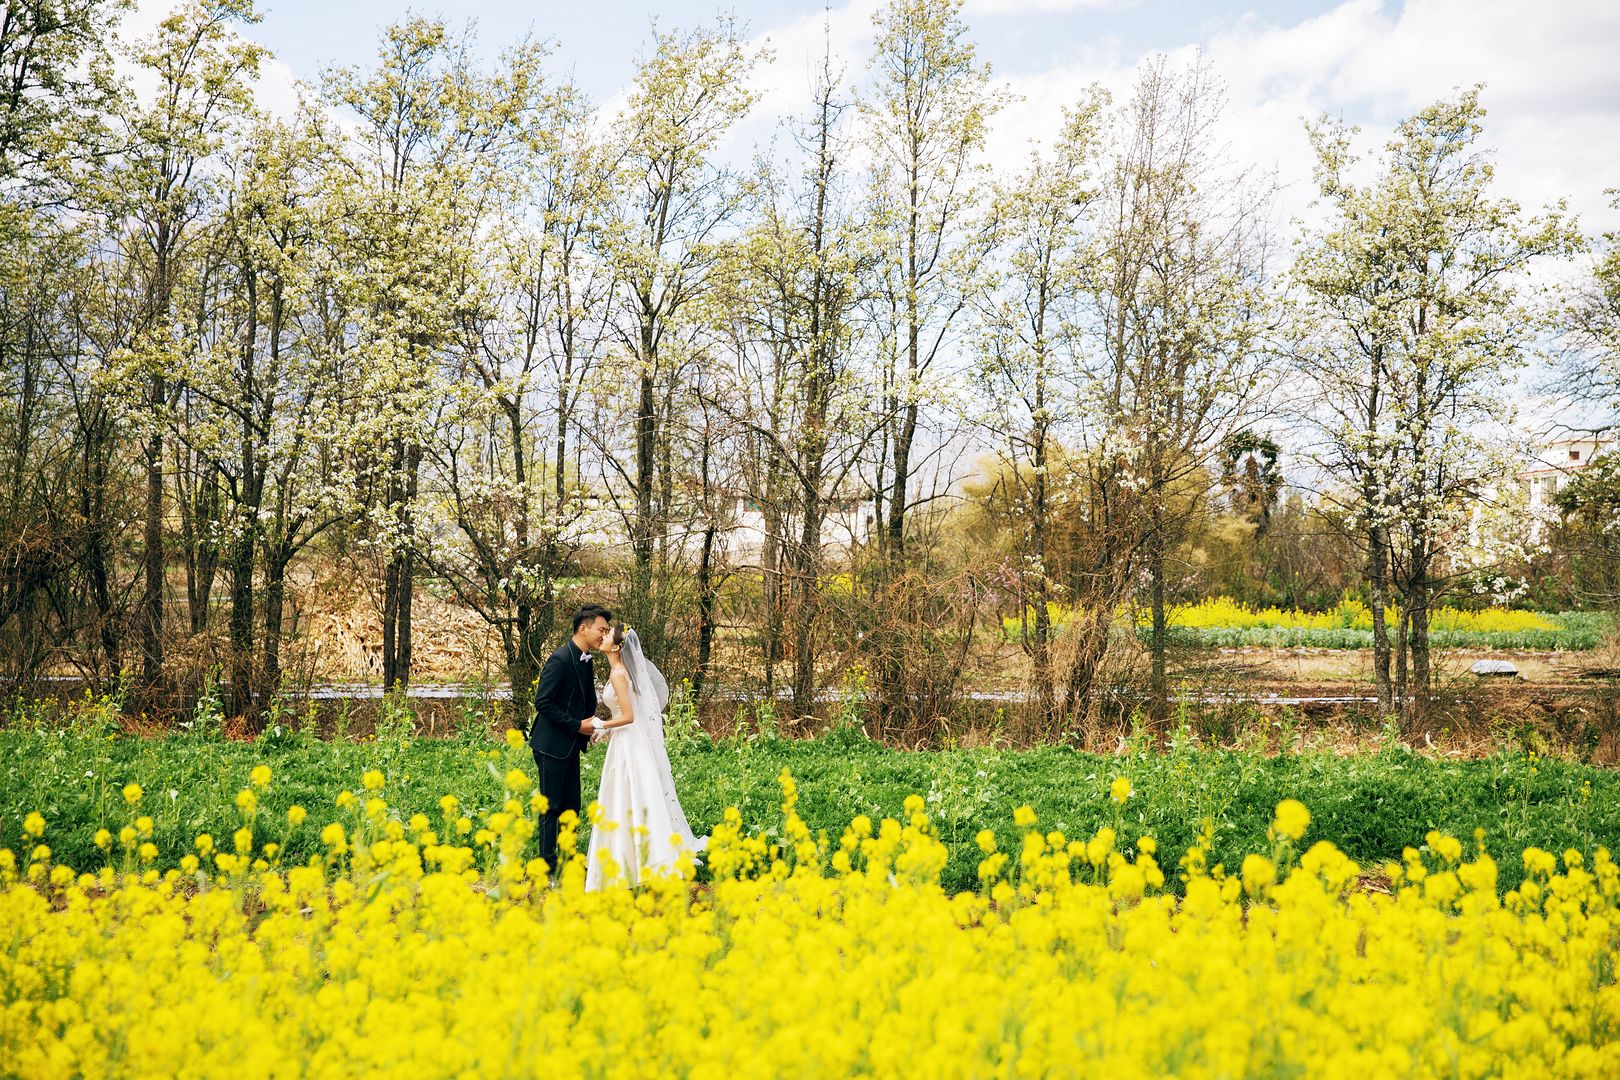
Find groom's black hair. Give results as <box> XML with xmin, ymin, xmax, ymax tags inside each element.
<box><xmin>572</xmin><ymin>603</ymin><xmax>613</xmax><ymax>632</ymax></box>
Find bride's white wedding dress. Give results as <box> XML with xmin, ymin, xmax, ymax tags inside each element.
<box><xmin>584</xmin><ymin>634</ymin><xmax>706</xmax><ymax>891</ymax></box>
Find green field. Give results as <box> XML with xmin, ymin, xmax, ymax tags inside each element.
<box><xmin>2</xmin><ymin>724</ymin><xmax>1614</xmax><ymax>895</ymax></box>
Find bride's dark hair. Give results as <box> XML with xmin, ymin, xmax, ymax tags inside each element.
<box><xmin>607</xmin><ymin>623</ymin><xmax>627</xmax><ymax>649</ymax></box>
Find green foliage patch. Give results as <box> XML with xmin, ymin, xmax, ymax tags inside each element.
<box><xmin>2</xmin><ymin>724</ymin><xmax>1614</xmax><ymax>895</ymax></box>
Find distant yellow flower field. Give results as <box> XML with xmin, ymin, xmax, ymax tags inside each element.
<box><xmin>1158</xmin><ymin>597</ymin><xmax>1560</xmax><ymax>633</ymax></box>
<box><xmin>1003</xmin><ymin>597</ymin><xmax>1569</xmax><ymax>643</ymax></box>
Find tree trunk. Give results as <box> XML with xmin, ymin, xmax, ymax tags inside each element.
<box><xmin>1405</xmin><ymin>548</ymin><xmax>1431</xmax><ymax>734</ymax></box>
<box><xmin>397</xmin><ymin>443</ymin><xmax>420</xmax><ymax>685</ymax></box>
<box><xmin>788</xmin><ymin>500</ymin><xmax>826</xmax><ymax>721</ymax></box>
<box><xmin>1028</xmin><ymin>356</ymin><xmax>1055</xmax><ymax>733</ymax></box>
<box><xmin>140</xmin><ymin>374</ymin><xmax>165</xmax><ymax>695</ymax></box>
<box><xmin>1394</xmin><ymin>603</ymin><xmax>1409</xmax><ymax>725</ymax></box>
<box><xmin>227</xmin><ymin>528</ymin><xmax>254</xmax><ymax>719</ymax></box>
<box><xmin>694</xmin><ymin>523</ymin><xmax>717</xmax><ymax>701</ymax></box>
<box><xmin>1064</xmin><ymin>603</ymin><xmax>1113</xmax><ymax>733</ymax></box>
<box><xmin>885</xmin><ymin>403</ymin><xmax>916</xmax><ymax>560</ymax></box>
<box><xmin>1147</xmin><ymin>500</ymin><xmax>1169</xmax><ymax>730</ymax></box>
<box><xmin>381</xmin><ymin>539</ymin><xmax>399</xmax><ymax>687</ymax></box>
<box><xmin>633</xmin><ymin>368</ymin><xmax>656</xmax><ymax>580</ymax></box>
<box><xmin>262</xmin><ymin>548</ymin><xmax>290</xmax><ymax>712</ymax></box>
<box><xmin>381</xmin><ymin>439</ymin><xmax>420</xmax><ymax>690</ymax></box>
<box><xmin>1367</xmin><ymin>526</ymin><xmax>1393</xmax><ymax>715</ymax></box>
<box><xmin>1029</xmin><ymin>591</ymin><xmax>1055</xmax><ymax>735</ymax></box>
<box><xmin>82</xmin><ymin>424</ymin><xmax>120</xmax><ymax>685</ymax></box>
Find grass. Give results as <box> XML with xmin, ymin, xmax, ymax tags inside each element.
<box><xmin>2</xmin><ymin>722</ymin><xmax>1613</xmax><ymax>895</ymax></box>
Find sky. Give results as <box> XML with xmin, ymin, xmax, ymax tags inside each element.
<box><xmin>119</xmin><ymin>0</ymin><xmax>1620</xmax><ymax>239</ymax></box>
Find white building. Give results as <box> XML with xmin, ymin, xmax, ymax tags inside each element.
<box><xmin>1523</xmin><ymin>437</ymin><xmax>1608</xmax><ymax>516</ymax></box>
<box><xmin>721</xmin><ymin>495</ymin><xmax>874</xmax><ymax>563</ymax></box>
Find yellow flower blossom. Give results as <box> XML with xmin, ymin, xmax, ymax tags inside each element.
<box><xmin>1272</xmin><ymin>799</ymin><xmax>1310</xmax><ymax>841</ymax></box>
<box><xmin>0</xmin><ymin>781</ymin><xmax>1612</xmax><ymax>1078</ymax></box>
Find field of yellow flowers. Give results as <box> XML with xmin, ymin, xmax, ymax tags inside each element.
<box><xmin>1003</xmin><ymin>597</ymin><xmax>1607</xmax><ymax>649</ymax></box>
<box><xmin>3</xmin><ymin>742</ymin><xmax>1617</xmax><ymax>1078</ymax></box>
<box><xmin>1160</xmin><ymin>597</ymin><xmax>1561</xmax><ymax>634</ymax></box>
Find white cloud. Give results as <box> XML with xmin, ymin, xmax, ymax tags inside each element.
<box><xmin>725</xmin><ymin>0</ymin><xmax>1618</xmax><ymax>238</ymax></box>
<box><xmin>719</xmin><ymin>0</ymin><xmax>883</xmax><ymax>162</ymax></box>
<box><xmin>964</xmin><ymin>0</ymin><xmax>1117</xmax><ymax>12</ymax></box>
<box><xmin>985</xmin><ymin>0</ymin><xmax>1620</xmax><ymax>233</ymax></box>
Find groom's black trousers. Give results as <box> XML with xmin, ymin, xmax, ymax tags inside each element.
<box><xmin>534</xmin><ymin>749</ymin><xmax>582</xmax><ymax>869</ymax></box>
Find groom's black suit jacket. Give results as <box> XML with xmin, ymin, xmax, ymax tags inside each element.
<box><xmin>530</xmin><ymin>640</ymin><xmax>596</xmax><ymax>760</ymax></box>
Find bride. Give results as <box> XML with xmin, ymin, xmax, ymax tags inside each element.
<box><xmin>584</xmin><ymin>625</ymin><xmax>707</xmax><ymax>891</ymax></box>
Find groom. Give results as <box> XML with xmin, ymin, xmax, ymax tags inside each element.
<box><xmin>531</xmin><ymin>603</ymin><xmax>612</xmax><ymax>868</ymax></box>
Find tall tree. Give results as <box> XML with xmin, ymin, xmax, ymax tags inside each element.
<box><xmin>424</xmin><ymin>65</ymin><xmax>607</xmax><ymax>714</ymax></box>
<box><xmin>0</xmin><ymin>1</ymin><xmax>128</xmax><ymax>687</ymax></box>
<box><xmin>1081</xmin><ymin>57</ymin><xmax>1273</xmax><ymax>729</ymax></box>
<box><xmin>599</xmin><ymin>19</ymin><xmax>758</xmax><ymax>657</ymax></box>
<box><xmin>325</xmin><ymin>18</ymin><xmax>536</xmax><ymax>689</ymax></box>
<box><xmin>713</xmin><ymin>45</ymin><xmax>878</xmax><ymax>714</ymax></box>
<box><xmin>970</xmin><ymin>92</ymin><xmax>1105</xmax><ymax>734</ymax></box>
<box><xmin>102</xmin><ymin>0</ymin><xmax>264</xmax><ymax>697</ymax></box>
<box><xmin>1294</xmin><ymin>89</ymin><xmax>1576</xmax><ymax>726</ymax></box>
<box><xmin>863</xmin><ymin>0</ymin><xmax>997</xmax><ymax>561</ymax></box>
<box><xmin>169</xmin><ymin>111</ymin><xmax>348</xmax><ymax>717</ymax></box>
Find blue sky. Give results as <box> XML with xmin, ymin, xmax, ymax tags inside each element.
<box><xmin>125</xmin><ymin>0</ymin><xmax>1620</xmax><ymax>235</ymax></box>
<box><xmin>237</xmin><ymin>0</ymin><xmax>1345</xmax><ymax>104</ymax></box>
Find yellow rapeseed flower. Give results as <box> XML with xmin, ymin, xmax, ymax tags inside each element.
<box><xmin>1272</xmin><ymin>799</ymin><xmax>1310</xmax><ymax>841</ymax></box>
<box><xmin>2</xmin><ymin>773</ymin><xmax>1615</xmax><ymax>1078</ymax></box>
<box><xmin>1241</xmin><ymin>853</ymin><xmax>1277</xmax><ymax>896</ymax></box>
